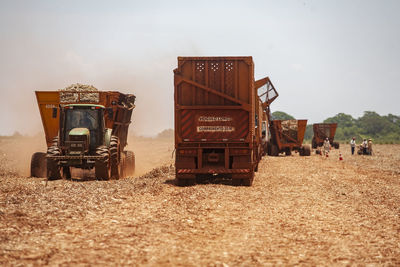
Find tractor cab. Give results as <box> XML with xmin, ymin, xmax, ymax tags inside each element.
<box><xmin>60</xmin><ymin>104</ymin><xmax>106</xmax><ymax>155</ymax></box>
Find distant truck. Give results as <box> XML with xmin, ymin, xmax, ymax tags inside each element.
<box><xmin>174</xmin><ymin>57</ymin><xmax>278</xmax><ymax>186</ymax></box>
<box><xmin>312</xmin><ymin>123</ymin><xmax>339</xmax><ymax>149</ymax></box>
<box><xmin>30</xmin><ymin>86</ymin><xmax>136</xmax><ymax>180</ymax></box>
<box><xmin>267</xmin><ymin>119</ymin><xmax>311</xmax><ymax>156</ymax></box>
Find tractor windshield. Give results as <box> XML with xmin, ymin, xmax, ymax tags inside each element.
<box><xmin>65</xmin><ymin>108</ymin><xmax>102</xmax><ymax>149</ymax></box>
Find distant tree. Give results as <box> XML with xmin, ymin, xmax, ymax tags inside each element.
<box><xmin>319</xmin><ymin>111</ymin><xmax>400</xmax><ymax>143</ymax></box>
<box><xmin>271</xmin><ymin>111</ymin><xmax>295</xmax><ymax>120</ymax></box>
<box><xmin>357</xmin><ymin>111</ymin><xmax>392</xmax><ymax>136</ymax></box>
<box><xmin>324</xmin><ymin>113</ymin><xmax>355</xmax><ymax>128</ymax></box>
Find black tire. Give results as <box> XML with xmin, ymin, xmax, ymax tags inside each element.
<box><xmin>30</xmin><ymin>152</ymin><xmax>47</xmax><ymax>178</ymax></box>
<box><xmin>176</xmin><ymin>178</ymin><xmax>195</xmax><ymax>187</ymax></box>
<box><xmin>242</xmin><ymin>172</ymin><xmax>254</xmax><ymax>186</ymax></box>
<box><xmin>125</xmin><ymin>150</ymin><xmax>135</xmax><ymax>177</ymax></box>
<box><xmin>269</xmin><ymin>144</ymin><xmax>279</xmax><ymax>156</ymax></box>
<box><xmin>110</xmin><ymin>136</ymin><xmax>120</xmax><ymax>179</ymax></box>
<box><xmin>232</xmin><ymin>179</ymin><xmax>242</xmax><ymax>186</ymax></box>
<box><xmin>333</xmin><ymin>142</ymin><xmax>340</xmax><ymax>149</ymax></box>
<box><xmin>301</xmin><ymin>145</ymin><xmax>311</xmax><ymax>156</ymax></box>
<box><xmin>47</xmin><ymin>137</ymin><xmax>62</xmax><ymax>180</ymax></box>
<box><xmin>176</xmin><ymin>173</ymin><xmax>195</xmax><ymax>186</ymax></box>
<box><xmin>299</xmin><ymin>147</ymin><xmax>304</xmax><ymax>156</ymax></box>
<box><xmin>312</xmin><ymin>137</ymin><xmax>317</xmax><ymax>149</ymax></box>
<box><xmin>285</xmin><ymin>148</ymin><xmax>292</xmax><ymax>156</ymax></box>
<box><xmin>95</xmin><ymin>146</ymin><xmax>110</xmax><ymax>180</ymax></box>
<box><xmin>63</xmin><ymin>166</ymin><xmax>71</xmax><ymax>180</ymax></box>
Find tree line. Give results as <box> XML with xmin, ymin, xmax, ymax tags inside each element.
<box><xmin>271</xmin><ymin>111</ymin><xmax>400</xmax><ymax>144</ymax></box>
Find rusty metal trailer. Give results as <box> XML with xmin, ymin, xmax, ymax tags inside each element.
<box><xmin>312</xmin><ymin>123</ymin><xmax>339</xmax><ymax>149</ymax></box>
<box><xmin>31</xmin><ymin>90</ymin><xmax>135</xmax><ymax>179</ymax></box>
<box><xmin>267</xmin><ymin>119</ymin><xmax>311</xmax><ymax>156</ymax></box>
<box><xmin>174</xmin><ymin>56</ymin><xmax>276</xmax><ymax>186</ymax></box>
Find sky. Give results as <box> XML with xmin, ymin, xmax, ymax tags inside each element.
<box><xmin>0</xmin><ymin>0</ymin><xmax>399</xmax><ymax>136</ymax></box>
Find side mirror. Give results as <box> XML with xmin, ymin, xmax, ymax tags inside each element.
<box><xmin>52</xmin><ymin>108</ymin><xmax>57</xmax><ymax>118</ymax></box>
<box><xmin>107</xmin><ymin>108</ymin><xmax>113</xmax><ymax>119</ymax></box>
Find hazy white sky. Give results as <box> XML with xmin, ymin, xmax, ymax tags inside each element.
<box><xmin>0</xmin><ymin>0</ymin><xmax>399</xmax><ymax>136</ymax></box>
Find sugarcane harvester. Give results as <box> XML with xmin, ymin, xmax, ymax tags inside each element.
<box><xmin>30</xmin><ymin>85</ymin><xmax>136</xmax><ymax>180</ymax></box>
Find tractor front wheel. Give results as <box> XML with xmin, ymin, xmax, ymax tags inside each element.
<box><xmin>95</xmin><ymin>146</ymin><xmax>111</xmax><ymax>180</ymax></box>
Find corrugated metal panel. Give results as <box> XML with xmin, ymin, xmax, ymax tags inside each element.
<box><xmin>174</xmin><ymin>57</ymin><xmax>255</xmax><ymax>143</ymax></box>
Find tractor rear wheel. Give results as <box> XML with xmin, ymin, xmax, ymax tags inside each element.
<box><xmin>110</xmin><ymin>136</ymin><xmax>120</xmax><ymax>179</ymax></box>
<box><xmin>31</xmin><ymin>152</ymin><xmax>46</xmax><ymax>178</ymax></box>
<box><xmin>95</xmin><ymin>146</ymin><xmax>110</xmax><ymax>180</ymax></box>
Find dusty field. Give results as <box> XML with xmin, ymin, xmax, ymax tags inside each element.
<box><xmin>0</xmin><ymin>138</ymin><xmax>399</xmax><ymax>265</ymax></box>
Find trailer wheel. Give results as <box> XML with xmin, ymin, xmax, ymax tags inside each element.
<box><xmin>242</xmin><ymin>172</ymin><xmax>254</xmax><ymax>186</ymax></box>
<box><xmin>95</xmin><ymin>146</ymin><xmax>110</xmax><ymax>180</ymax></box>
<box><xmin>30</xmin><ymin>152</ymin><xmax>46</xmax><ymax>178</ymax></box>
<box><xmin>63</xmin><ymin>166</ymin><xmax>71</xmax><ymax>180</ymax></box>
<box><xmin>47</xmin><ymin>141</ymin><xmax>62</xmax><ymax>180</ymax></box>
<box><xmin>269</xmin><ymin>144</ymin><xmax>279</xmax><ymax>156</ymax></box>
<box><xmin>301</xmin><ymin>145</ymin><xmax>311</xmax><ymax>156</ymax></box>
<box><xmin>176</xmin><ymin>178</ymin><xmax>195</xmax><ymax>187</ymax></box>
<box><xmin>232</xmin><ymin>179</ymin><xmax>242</xmax><ymax>186</ymax></box>
<box><xmin>333</xmin><ymin>142</ymin><xmax>340</xmax><ymax>149</ymax></box>
<box><xmin>312</xmin><ymin>137</ymin><xmax>317</xmax><ymax>149</ymax></box>
<box><xmin>110</xmin><ymin>136</ymin><xmax>120</xmax><ymax>179</ymax></box>
<box><xmin>125</xmin><ymin>150</ymin><xmax>135</xmax><ymax>177</ymax></box>
<box><xmin>176</xmin><ymin>173</ymin><xmax>195</xmax><ymax>186</ymax></box>
<box><xmin>285</xmin><ymin>148</ymin><xmax>292</xmax><ymax>156</ymax></box>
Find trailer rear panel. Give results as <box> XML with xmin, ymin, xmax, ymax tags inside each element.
<box><xmin>174</xmin><ymin>56</ymin><xmax>259</xmax><ymax>185</ymax></box>
<box><xmin>312</xmin><ymin>123</ymin><xmax>339</xmax><ymax>149</ymax></box>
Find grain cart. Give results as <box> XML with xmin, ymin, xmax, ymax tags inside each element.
<box><xmin>174</xmin><ymin>56</ymin><xmax>277</xmax><ymax>186</ymax></box>
<box><xmin>312</xmin><ymin>123</ymin><xmax>339</xmax><ymax>149</ymax></box>
<box><xmin>30</xmin><ymin>85</ymin><xmax>136</xmax><ymax>180</ymax></box>
<box><xmin>267</xmin><ymin>119</ymin><xmax>311</xmax><ymax>156</ymax></box>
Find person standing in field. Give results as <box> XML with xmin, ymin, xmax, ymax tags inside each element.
<box><xmin>362</xmin><ymin>139</ymin><xmax>368</xmax><ymax>155</ymax></box>
<box><xmin>323</xmin><ymin>137</ymin><xmax>330</xmax><ymax>156</ymax></box>
<box><xmin>368</xmin><ymin>138</ymin><xmax>373</xmax><ymax>155</ymax></box>
<box><xmin>350</xmin><ymin>137</ymin><xmax>356</xmax><ymax>155</ymax></box>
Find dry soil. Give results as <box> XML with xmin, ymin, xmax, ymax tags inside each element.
<box><xmin>0</xmin><ymin>138</ymin><xmax>399</xmax><ymax>265</ymax></box>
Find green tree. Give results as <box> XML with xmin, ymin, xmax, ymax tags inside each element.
<box><xmin>324</xmin><ymin>113</ymin><xmax>355</xmax><ymax>128</ymax></box>
<box><xmin>271</xmin><ymin>111</ymin><xmax>294</xmax><ymax>120</ymax></box>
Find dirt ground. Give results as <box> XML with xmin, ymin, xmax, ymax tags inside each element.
<box><xmin>0</xmin><ymin>138</ymin><xmax>399</xmax><ymax>265</ymax></box>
